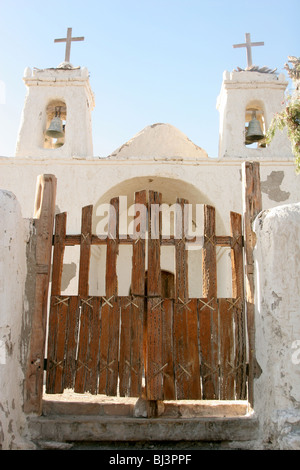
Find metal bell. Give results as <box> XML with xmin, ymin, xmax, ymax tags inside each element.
<box><xmin>45</xmin><ymin>116</ymin><xmax>64</xmax><ymax>139</ymax></box>
<box><xmin>245</xmin><ymin>112</ymin><xmax>264</xmax><ymax>144</ymax></box>
<box><xmin>54</xmin><ymin>138</ymin><xmax>64</xmax><ymax>148</ymax></box>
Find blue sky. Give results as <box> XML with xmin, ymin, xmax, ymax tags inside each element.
<box><xmin>0</xmin><ymin>0</ymin><xmax>299</xmax><ymax>158</ymax></box>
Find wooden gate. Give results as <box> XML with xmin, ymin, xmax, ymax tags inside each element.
<box><xmin>45</xmin><ymin>190</ymin><xmax>248</xmax><ymax>401</ymax></box>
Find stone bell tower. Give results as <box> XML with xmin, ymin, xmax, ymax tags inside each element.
<box><xmin>15</xmin><ymin>28</ymin><xmax>95</xmax><ymax>158</ymax></box>
<box><xmin>216</xmin><ymin>33</ymin><xmax>293</xmax><ymax>160</ymax></box>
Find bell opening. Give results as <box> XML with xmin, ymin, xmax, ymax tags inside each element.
<box><xmin>244</xmin><ymin>108</ymin><xmax>266</xmax><ymax>149</ymax></box>
<box><xmin>44</xmin><ymin>100</ymin><xmax>66</xmax><ymax>149</ymax></box>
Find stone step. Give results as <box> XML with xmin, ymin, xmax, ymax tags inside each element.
<box><xmin>42</xmin><ymin>394</ymin><xmax>250</xmax><ymax>418</ymax></box>
<box><xmin>28</xmin><ymin>414</ymin><xmax>258</xmax><ymax>444</ymax></box>
<box><xmin>32</xmin><ymin>395</ymin><xmax>258</xmax><ymax>447</ymax></box>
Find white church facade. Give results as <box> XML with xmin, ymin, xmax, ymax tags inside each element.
<box><xmin>0</xmin><ymin>31</ymin><xmax>299</xmax><ymax>449</ymax></box>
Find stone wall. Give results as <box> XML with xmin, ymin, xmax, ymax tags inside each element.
<box><xmin>254</xmin><ymin>202</ymin><xmax>300</xmax><ymax>449</ymax></box>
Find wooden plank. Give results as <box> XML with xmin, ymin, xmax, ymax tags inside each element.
<box><xmin>100</xmin><ymin>303</ymin><xmax>120</xmax><ymax>398</ymax></box>
<box><xmin>219</xmin><ymin>298</ymin><xmax>235</xmax><ymax>400</ymax></box>
<box><xmin>242</xmin><ymin>162</ymin><xmax>262</xmax><ymax>406</ymax></box>
<box><xmin>129</xmin><ymin>296</ymin><xmax>144</xmax><ymax>396</ymax></box>
<box><xmin>123</xmin><ymin>190</ymin><xmax>147</xmax><ymax>396</ymax></box>
<box><xmin>186</xmin><ymin>298</ymin><xmax>201</xmax><ymax>399</ymax></box>
<box><xmin>175</xmin><ymin>198</ymin><xmax>189</xmax><ymax>302</ymax></box>
<box><xmin>146</xmin><ymin>298</ymin><xmax>163</xmax><ymax>400</ymax></box>
<box><xmin>51</xmin><ymin>212</ymin><xmax>67</xmax><ymax>296</ymax></box>
<box><xmin>74</xmin><ymin>296</ymin><xmax>101</xmax><ymax>394</ymax></box>
<box><xmin>230</xmin><ymin>211</ymin><xmax>247</xmax><ymax>399</ymax></box>
<box><xmin>63</xmin><ymin>234</ymin><xmax>234</xmax><ymax>247</ymax></box>
<box><xmin>119</xmin><ymin>296</ymin><xmax>144</xmax><ymax>397</ymax></box>
<box><xmin>64</xmin><ymin>296</ymin><xmax>80</xmax><ymax>390</ymax></box>
<box><xmin>78</xmin><ymin>205</ymin><xmax>93</xmax><ymax>297</ymax></box>
<box><xmin>45</xmin><ymin>212</ymin><xmax>67</xmax><ymax>393</ymax></box>
<box><xmin>98</xmin><ymin>299</ymin><xmax>110</xmax><ymax>395</ymax></box>
<box><xmin>74</xmin><ymin>298</ymin><xmax>92</xmax><ymax>393</ymax></box>
<box><xmin>131</xmin><ymin>190</ymin><xmax>146</xmax><ymax>296</ymax></box>
<box><xmin>173</xmin><ymin>198</ymin><xmax>189</xmax><ymax>400</ymax></box>
<box><xmin>162</xmin><ymin>299</ymin><xmax>175</xmax><ymax>400</ymax></box>
<box><xmin>201</xmin><ymin>205</ymin><xmax>219</xmax><ymax>399</ymax></box>
<box><xmin>24</xmin><ymin>174</ymin><xmax>57</xmax><ymax>414</ymax></box>
<box><xmin>83</xmin><ymin>297</ymin><xmax>101</xmax><ymax>394</ymax></box>
<box><xmin>47</xmin><ymin>295</ymin><xmax>80</xmax><ymax>393</ymax></box>
<box><xmin>147</xmin><ymin>191</ymin><xmax>162</xmax><ymax>296</ymax></box>
<box><xmin>202</xmin><ymin>205</ymin><xmax>217</xmax><ymax>298</ymax></box>
<box><xmin>230</xmin><ymin>212</ymin><xmax>244</xmax><ymax>300</ymax></box>
<box><xmin>99</xmin><ymin>198</ymin><xmax>120</xmax><ymax>395</ymax></box>
<box><xmin>48</xmin><ymin>296</ymin><xmax>68</xmax><ymax>394</ymax></box>
<box><xmin>119</xmin><ymin>297</ymin><xmax>132</xmax><ymax>396</ymax></box>
<box><xmin>242</xmin><ymin>162</ymin><xmax>262</xmax><ymax>303</ymax></box>
<box><xmin>173</xmin><ymin>301</ymin><xmax>188</xmax><ymax>399</ymax></box>
<box><xmin>174</xmin><ymin>298</ymin><xmax>201</xmax><ymax>399</ymax></box>
<box><xmin>234</xmin><ymin>304</ymin><xmax>247</xmax><ymax>400</ymax></box>
<box><xmin>198</xmin><ymin>297</ymin><xmax>219</xmax><ymax>399</ymax></box>
<box><xmin>146</xmin><ymin>191</ymin><xmax>163</xmax><ymax>400</ymax></box>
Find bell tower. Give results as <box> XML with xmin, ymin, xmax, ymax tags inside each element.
<box><xmin>216</xmin><ymin>33</ymin><xmax>293</xmax><ymax>160</ymax></box>
<box><xmin>15</xmin><ymin>28</ymin><xmax>95</xmax><ymax>158</ymax></box>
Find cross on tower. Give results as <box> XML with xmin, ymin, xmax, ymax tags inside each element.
<box><xmin>233</xmin><ymin>33</ymin><xmax>264</xmax><ymax>68</ymax></box>
<box><xmin>54</xmin><ymin>28</ymin><xmax>84</xmax><ymax>63</ymax></box>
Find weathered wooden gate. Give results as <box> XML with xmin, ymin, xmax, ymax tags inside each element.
<box><xmin>45</xmin><ymin>190</ymin><xmax>248</xmax><ymax>401</ymax></box>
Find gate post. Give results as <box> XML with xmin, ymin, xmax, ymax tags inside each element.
<box><xmin>242</xmin><ymin>162</ymin><xmax>262</xmax><ymax>407</ymax></box>
<box><xmin>24</xmin><ymin>174</ymin><xmax>57</xmax><ymax>414</ymax></box>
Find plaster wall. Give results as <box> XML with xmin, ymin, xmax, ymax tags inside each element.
<box><xmin>254</xmin><ymin>203</ymin><xmax>300</xmax><ymax>449</ymax></box>
<box><xmin>0</xmin><ymin>190</ymin><xmax>31</xmax><ymax>449</ymax></box>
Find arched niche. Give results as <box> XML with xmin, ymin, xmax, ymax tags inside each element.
<box><xmin>244</xmin><ymin>100</ymin><xmax>267</xmax><ymax>149</ymax></box>
<box><xmin>85</xmin><ymin>176</ymin><xmax>231</xmax><ymax>299</ymax></box>
<box><xmin>44</xmin><ymin>99</ymin><xmax>67</xmax><ymax>149</ymax></box>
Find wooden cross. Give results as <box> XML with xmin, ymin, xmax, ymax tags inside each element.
<box><xmin>233</xmin><ymin>33</ymin><xmax>264</xmax><ymax>68</ymax></box>
<box><xmin>54</xmin><ymin>27</ymin><xmax>84</xmax><ymax>63</ymax></box>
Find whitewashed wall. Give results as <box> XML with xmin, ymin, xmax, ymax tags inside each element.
<box><xmin>254</xmin><ymin>203</ymin><xmax>300</xmax><ymax>449</ymax></box>
<box><xmin>0</xmin><ymin>190</ymin><xmax>32</xmax><ymax>449</ymax></box>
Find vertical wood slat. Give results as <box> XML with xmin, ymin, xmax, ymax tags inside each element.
<box><xmin>46</xmin><ymin>212</ymin><xmax>67</xmax><ymax>393</ymax></box>
<box><xmin>46</xmin><ymin>297</ymin><xmax>68</xmax><ymax>394</ymax></box>
<box><xmin>119</xmin><ymin>297</ymin><xmax>132</xmax><ymax>396</ymax></box>
<box><xmin>75</xmin><ymin>297</ymin><xmax>101</xmax><ymax>394</ymax></box>
<box><xmin>78</xmin><ymin>205</ymin><xmax>93</xmax><ymax>297</ymax></box>
<box><xmin>119</xmin><ymin>190</ymin><xmax>146</xmax><ymax>396</ymax></box>
<box><xmin>174</xmin><ymin>198</ymin><xmax>199</xmax><ymax>399</ymax></box>
<box><xmin>198</xmin><ymin>297</ymin><xmax>218</xmax><ymax>399</ymax></box>
<box><xmin>47</xmin><ymin>296</ymin><xmax>80</xmax><ymax>394</ymax></box>
<box><xmin>162</xmin><ymin>299</ymin><xmax>175</xmax><ymax>400</ymax></box>
<box><xmin>175</xmin><ymin>298</ymin><xmax>201</xmax><ymax>399</ymax></box>
<box><xmin>74</xmin><ymin>205</ymin><xmax>93</xmax><ymax>393</ymax></box>
<box><xmin>147</xmin><ymin>191</ymin><xmax>163</xmax><ymax>400</ymax></box>
<box><xmin>64</xmin><ymin>296</ymin><xmax>80</xmax><ymax>390</ymax></box>
<box><xmin>242</xmin><ymin>162</ymin><xmax>262</xmax><ymax>406</ymax></box>
<box><xmin>230</xmin><ymin>211</ymin><xmax>247</xmax><ymax>399</ymax></box>
<box><xmin>202</xmin><ymin>205</ymin><xmax>217</xmax><ymax>298</ymax></box>
<box><xmin>130</xmin><ymin>191</ymin><xmax>146</xmax><ymax>396</ymax></box>
<box><xmin>24</xmin><ymin>174</ymin><xmax>57</xmax><ymax>414</ymax></box>
<box><xmin>99</xmin><ymin>197</ymin><xmax>120</xmax><ymax>395</ymax></box>
<box><xmin>219</xmin><ymin>298</ymin><xmax>235</xmax><ymax>400</ymax></box>
<box><xmin>175</xmin><ymin>198</ymin><xmax>189</xmax><ymax>302</ymax></box>
<box><xmin>201</xmin><ymin>205</ymin><xmax>219</xmax><ymax>399</ymax></box>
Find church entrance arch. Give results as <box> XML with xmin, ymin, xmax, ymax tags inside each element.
<box><xmin>44</xmin><ymin>188</ymin><xmax>248</xmax><ymax>402</ymax></box>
